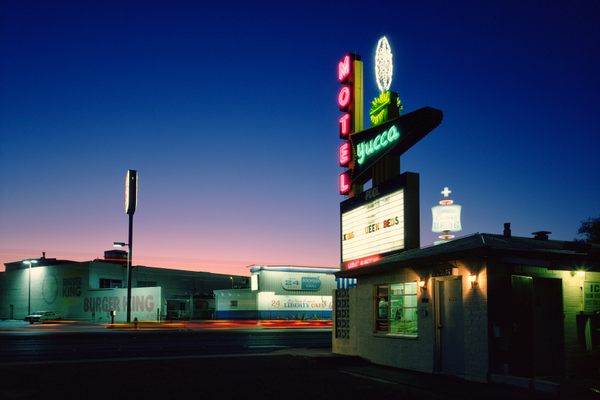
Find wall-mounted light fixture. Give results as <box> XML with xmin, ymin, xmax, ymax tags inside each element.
<box><xmin>418</xmin><ymin>279</ymin><xmax>426</xmax><ymax>292</ymax></box>
<box><xmin>468</xmin><ymin>274</ymin><xmax>478</xmax><ymax>288</ymax></box>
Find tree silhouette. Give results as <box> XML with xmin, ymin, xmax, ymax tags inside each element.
<box><xmin>577</xmin><ymin>216</ymin><xmax>600</xmax><ymax>244</ymax></box>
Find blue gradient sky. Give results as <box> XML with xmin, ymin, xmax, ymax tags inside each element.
<box><xmin>1</xmin><ymin>1</ymin><xmax>599</xmax><ymax>275</ymax></box>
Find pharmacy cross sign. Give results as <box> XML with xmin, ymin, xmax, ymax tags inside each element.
<box><xmin>441</xmin><ymin>187</ymin><xmax>452</xmax><ymax>198</ymax></box>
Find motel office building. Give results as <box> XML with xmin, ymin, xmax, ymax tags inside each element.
<box><xmin>333</xmin><ymin>232</ymin><xmax>600</xmax><ymax>384</ymax></box>
<box><xmin>0</xmin><ymin>252</ymin><xmax>248</xmax><ymax>322</ymax></box>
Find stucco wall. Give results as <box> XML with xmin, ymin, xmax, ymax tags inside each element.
<box><xmin>332</xmin><ymin>260</ymin><xmax>489</xmax><ymax>382</ymax></box>
<box><xmin>349</xmin><ymin>269</ymin><xmax>436</xmax><ymax>374</ymax></box>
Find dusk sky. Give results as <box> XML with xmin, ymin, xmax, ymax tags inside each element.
<box><xmin>1</xmin><ymin>1</ymin><xmax>599</xmax><ymax>275</ymax></box>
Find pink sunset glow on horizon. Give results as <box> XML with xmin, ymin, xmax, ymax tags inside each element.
<box><xmin>0</xmin><ymin>246</ymin><xmax>339</xmax><ymax>276</ymax></box>
<box><xmin>0</xmin><ymin>236</ymin><xmax>339</xmax><ymax>276</ymax></box>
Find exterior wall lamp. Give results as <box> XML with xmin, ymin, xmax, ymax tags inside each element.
<box><xmin>418</xmin><ymin>279</ymin><xmax>427</xmax><ymax>292</ymax></box>
<box><xmin>468</xmin><ymin>274</ymin><xmax>478</xmax><ymax>288</ymax></box>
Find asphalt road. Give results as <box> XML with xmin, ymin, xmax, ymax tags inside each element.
<box><xmin>0</xmin><ymin>329</ymin><xmax>331</xmax><ymax>364</ymax></box>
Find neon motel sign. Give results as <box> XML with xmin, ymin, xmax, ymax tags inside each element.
<box><xmin>336</xmin><ymin>38</ymin><xmax>444</xmax><ymax>270</ymax></box>
<box><xmin>337</xmin><ymin>54</ymin><xmax>363</xmax><ymax>195</ymax></box>
<box><xmin>356</xmin><ymin>125</ymin><xmax>400</xmax><ymax>165</ymax></box>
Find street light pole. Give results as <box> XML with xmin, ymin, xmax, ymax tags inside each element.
<box><xmin>126</xmin><ymin>211</ymin><xmax>134</xmax><ymax>323</ymax></box>
<box><xmin>23</xmin><ymin>260</ymin><xmax>38</xmax><ymax>315</ymax></box>
<box><xmin>124</xmin><ymin>169</ymin><xmax>138</xmax><ymax>324</ymax></box>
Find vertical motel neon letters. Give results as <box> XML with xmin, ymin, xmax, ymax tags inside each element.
<box><xmin>339</xmin><ymin>113</ymin><xmax>351</xmax><ymax>137</ymax></box>
<box><xmin>337</xmin><ymin>53</ymin><xmax>362</xmax><ymax>195</ymax></box>
<box><xmin>339</xmin><ymin>142</ymin><xmax>351</xmax><ymax>166</ymax></box>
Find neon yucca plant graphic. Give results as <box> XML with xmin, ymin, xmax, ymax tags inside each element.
<box><xmin>369</xmin><ymin>91</ymin><xmax>403</xmax><ymax>126</ymax></box>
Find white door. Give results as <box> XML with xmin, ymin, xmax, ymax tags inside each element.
<box><xmin>436</xmin><ymin>278</ymin><xmax>464</xmax><ymax>376</ymax></box>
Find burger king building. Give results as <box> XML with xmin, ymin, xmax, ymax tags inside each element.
<box><xmin>0</xmin><ymin>251</ymin><xmax>248</xmax><ymax>322</ymax></box>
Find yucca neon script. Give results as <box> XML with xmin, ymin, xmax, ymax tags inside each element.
<box><xmin>356</xmin><ymin>125</ymin><xmax>400</xmax><ymax>165</ymax></box>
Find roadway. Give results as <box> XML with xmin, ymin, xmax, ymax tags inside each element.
<box><xmin>0</xmin><ymin>321</ymin><xmax>588</xmax><ymax>399</ymax></box>
<box><xmin>0</xmin><ymin>320</ymin><xmax>331</xmax><ymax>364</ymax></box>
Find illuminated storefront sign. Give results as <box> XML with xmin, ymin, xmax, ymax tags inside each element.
<box><xmin>258</xmin><ymin>292</ymin><xmax>332</xmax><ymax>311</ymax></box>
<box><xmin>281</xmin><ymin>276</ymin><xmax>322</xmax><ymax>291</ymax></box>
<box><xmin>431</xmin><ymin>186</ymin><xmax>462</xmax><ymax>240</ymax></box>
<box><xmin>432</xmin><ymin>204</ymin><xmax>462</xmax><ymax>232</ymax></box>
<box><xmin>341</xmin><ymin>188</ymin><xmax>405</xmax><ymax>263</ymax></box>
<box><xmin>340</xmin><ymin>173</ymin><xmax>420</xmax><ymax>269</ymax></box>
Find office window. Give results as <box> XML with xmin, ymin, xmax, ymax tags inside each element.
<box><xmin>230</xmin><ymin>300</ymin><xmax>238</xmax><ymax>307</ymax></box>
<box><xmin>374</xmin><ymin>282</ymin><xmax>418</xmax><ymax>336</ymax></box>
<box><xmin>99</xmin><ymin>278</ymin><xmax>122</xmax><ymax>288</ymax></box>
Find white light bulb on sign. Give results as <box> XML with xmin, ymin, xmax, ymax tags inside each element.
<box><xmin>375</xmin><ymin>36</ymin><xmax>393</xmax><ymax>93</ymax></box>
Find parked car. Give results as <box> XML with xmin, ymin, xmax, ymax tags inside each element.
<box><xmin>24</xmin><ymin>311</ymin><xmax>60</xmax><ymax>324</ymax></box>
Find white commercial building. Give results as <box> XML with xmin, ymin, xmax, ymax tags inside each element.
<box><xmin>215</xmin><ymin>266</ymin><xmax>352</xmax><ymax>320</ymax></box>
<box><xmin>0</xmin><ymin>251</ymin><xmax>248</xmax><ymax>322</ymax></box>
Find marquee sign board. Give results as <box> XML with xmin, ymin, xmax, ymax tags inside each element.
<box><xmin>340</xmin><ymin>173</ymin><xmax>419</xmax><ymax>269</ymax></box>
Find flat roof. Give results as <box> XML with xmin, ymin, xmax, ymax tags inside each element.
<box><xmin>250</xmin><ymin>265</ymin><xmax>339</xmax><ymax>274</ymax></box>
<box><xmin>337</xmin><ymin>233</ymin><xmax>600</xmax><ymax>278</ymax></box>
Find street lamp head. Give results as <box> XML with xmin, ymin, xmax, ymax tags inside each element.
<box><xmin>113</xmin><ymin>242</ymin><xmax>127</xmax><ymax>248</ymax></box>
<box><xmin>23</xmin><ymin>259</ymin><xmax>38</xmax><ymax>265</ymax></box>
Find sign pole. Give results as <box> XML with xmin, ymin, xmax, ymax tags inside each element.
<box><xmin>124</xmin><ymin>169</ymin><xmax>138</xmax><ymax>324</ymax></box>
<box><xmin>126</xmin><ymin>211</ymin><xmax>133</xmax><ymax>323</ymax></box>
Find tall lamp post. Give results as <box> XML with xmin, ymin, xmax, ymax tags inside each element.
<box><xmin>23</xmin><ymin>259</ymin><xmax>38</xmax><ymax>315</ymax></box>
<box><xmin>123</xmin><ymin>169</ymin><xmax>138</xmax><ymax>323</ymax></box>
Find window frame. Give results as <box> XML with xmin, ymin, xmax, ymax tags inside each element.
<box><xmin>374</xmin><ymin>281</ymin><xmax>419</xmax><ymax>337</ymax></box>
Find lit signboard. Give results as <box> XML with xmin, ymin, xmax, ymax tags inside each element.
<box><xmin>125</xmin><ymin>169</ymin><xmax>138</xmax><ymax>215</ymax></box>
<box><xmin>337</xmin><ymin>53</ymin><xmax>363</xmax><ymax>195</ymax></box>
<box><xmin>281</xmin><ymin>276</ymin><xmax>322</xmax><ymax>291</ymax></box>
<box><xmin>432</xmin><ymin>204</ymin><xmax>462</xmax><ymax>232</ymax></box>
<box><xmin>342</xmin><ymin>189</ymin><xmax>404</xmax><ymax>262</ymax></box>
<box><xmin>340</xmin><ymin>173</ymin><xmax>420</xmax><ymax>269</ymax></box>
<box><xmin>258</xmin><ymin>292</ymin><xmax>332</xmax><ymax>312</ymax></box>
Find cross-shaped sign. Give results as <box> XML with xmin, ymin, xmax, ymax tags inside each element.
<box><xmin>441</xmin><ymin>187</ymin><xmax>452</xmax><ymax>198</ymax></box>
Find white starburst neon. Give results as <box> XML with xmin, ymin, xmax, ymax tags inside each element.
<box><xmin>375</xmin><ymin>36</ymin><xmax>393</xmax><ymax>93</ymax></box>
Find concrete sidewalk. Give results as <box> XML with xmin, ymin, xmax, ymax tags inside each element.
<box><xmin>272</xmin><ymin>348</ymin><xmax>600</xmax><ymax>400</ymax></box>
